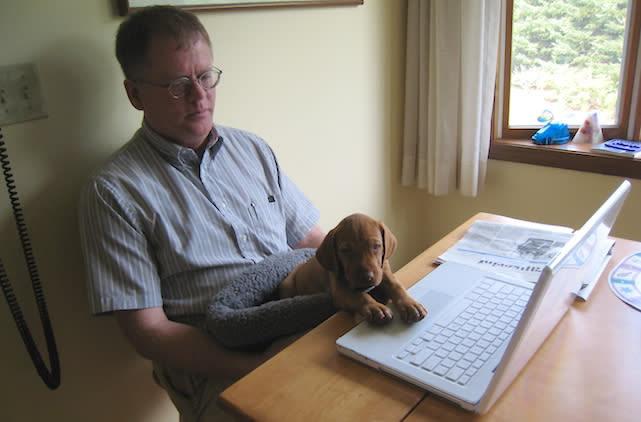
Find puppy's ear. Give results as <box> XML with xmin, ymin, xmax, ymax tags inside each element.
<box><xmin>380</xmin><ymin>222</ymin><xmax>397</xmax><ymax>261</ymax></box>
<box><xmin>315</xmin><ymin>227</ymin><xmax>338</xmax><ymax>271</ymax></box>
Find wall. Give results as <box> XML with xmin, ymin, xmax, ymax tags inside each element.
<box><xmin>0</xmin><ymin>1</ymin><xmax>639</xmax><ymax>421</ymax></box>
<box><xmin>395</xmin><ymin>161</ymin><xmax>641</xmax><ymax>263</ymax></box>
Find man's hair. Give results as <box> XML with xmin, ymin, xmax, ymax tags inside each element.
<box><xmin>115</xmin><ymin>6</ymin><xmax>211</xmax><ymax>80</ymax></box>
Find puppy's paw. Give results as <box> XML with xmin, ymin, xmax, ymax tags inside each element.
<box><xmin>361</xmin><ymin>303</ymin><xmax>394</xmax><ymax>324</ymax></box>
<box><xmin>396</xmin><ymin>298</ymin><xmax>428</xmax><ymax>323</ymax></box>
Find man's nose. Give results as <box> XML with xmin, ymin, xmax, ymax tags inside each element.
<box><xmin>187</xmin><ymin>79</ymin><xmax>208</xmax><ymax>99</ymax></box>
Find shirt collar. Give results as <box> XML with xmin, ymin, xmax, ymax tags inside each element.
<box><xmin>140</xmin><ymin>121</ymin><xmax>222</xmax><ymax>168</ymax></box>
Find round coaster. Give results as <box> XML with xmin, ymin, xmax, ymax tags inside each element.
<box><xmin>608</xmin><ymin>252</ymin><xmax>641</xmax><ymax>312</ymax></box>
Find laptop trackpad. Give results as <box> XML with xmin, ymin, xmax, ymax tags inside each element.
<box><xmin>419</xmin><ymin>290</ymin><xmax>456</xmax><ymax>320</ymax></box>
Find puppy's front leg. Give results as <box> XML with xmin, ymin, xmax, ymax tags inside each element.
<box><xmin>380</xmin><ymin>263</ymin><xmax>428</xmax><ymax>323</ymax></box>
<box><xmin>330</xmin><ymin>275</ymin><xmax>393</xmax><ymax>323</ymax></box>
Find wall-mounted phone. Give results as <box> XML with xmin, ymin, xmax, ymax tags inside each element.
<box><xmin>0</xmin><ymin>63</ymin><xmax>60</xmax><ymax>389</ymax></box>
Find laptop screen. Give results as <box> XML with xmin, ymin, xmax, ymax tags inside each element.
<box><xmin>480</xmin><ymin>180</ymin><xmax>631</xmax><ymax>413</ymax></box>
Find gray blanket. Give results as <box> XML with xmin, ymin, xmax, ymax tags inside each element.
<box><xmin>206</xmin><ymin>248</ymin><xmax>336</xmax><ymax>349</ymax></box>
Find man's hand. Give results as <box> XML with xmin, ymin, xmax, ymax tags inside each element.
<box><xmin>115</xmin><ymin>307</ymin><xmax>271</xmax><ymax>378</ymax></box>
<box><xmin>295</xmin><ymin>225</ymin><xmax>325</xmax><ymax>249</ymax></box>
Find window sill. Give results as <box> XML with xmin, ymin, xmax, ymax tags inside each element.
<box><xmin>489</xmin><ymin>138</ymin><xmax>641</xmax><ymax>180</ymax></box>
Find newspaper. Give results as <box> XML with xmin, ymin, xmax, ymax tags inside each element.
<box><xmin>436</xmin><ymin>220</ymin><xmax>574</xmax><ymax>284</ymax></box>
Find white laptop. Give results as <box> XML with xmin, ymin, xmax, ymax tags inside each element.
<box><xmin>336</xmin><ymin>180</ymin><xmax>631</xmax><ymax>413</ymax></box>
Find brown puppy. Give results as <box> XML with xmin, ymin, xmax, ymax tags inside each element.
<box><xmin>279</xmin><ymin>213</ymin><xmax>428</xmax><ymax>323</ymax></box>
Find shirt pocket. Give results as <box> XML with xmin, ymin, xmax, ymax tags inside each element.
<box><xmin>246</xmin><ymin>194</ymin><xmax>285</xmax><ymax>243</ymax></box>
<box><xmin>247</xmin><ymin>194</ymin><xmax>278</xmax><ymax>225</ymax></box>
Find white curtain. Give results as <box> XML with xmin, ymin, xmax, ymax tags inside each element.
<box><xmin>401</xmin><ymin>0</ymin><xmax>501</xmax><ymax>197</ymax></box>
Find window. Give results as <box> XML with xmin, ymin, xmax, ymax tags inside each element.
<box><xmin>490</xmin><ymin>0</ymin><xmax>641</xmax><ymax>179</ymax></box>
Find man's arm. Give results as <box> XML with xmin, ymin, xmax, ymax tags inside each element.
<box><xmin>114</xmin><ymin>307</ymin><xmax>279</xmax><ymax>378</ymax></box>
<box><xmin>295</xmin><ymin>224</ymin><xmax>325</xmax><ymax>249</ymax></box>
<box><xmin>111</xmin><ymin>225</ymin><xmax>325</xmax><ymax>376</ymax></box>
<box><xmin>112</xmin><ymin>223</ymin><xmax>325</xmax><ymax>378</ymax></box>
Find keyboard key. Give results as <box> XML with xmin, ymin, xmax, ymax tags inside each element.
<box><xmin>488</xmin><ymin>326</ymin><xmax>502</xmax><ymax>337</ymax></box>
<box><xmin>405</xmin><ymin>345</ymin><xmax>419</xmax><ymax>354</ymax></box>
<box><xmin>427</xmin><ymin>325</ymin><xmax>442</xmax><ymax>335</ymax></box>
<box><xmin>469</xmin><ymin>331</ymin><xmax>482</xmax><ymax>341</ymax></box>
<box><xmin>465</xmin><ymin>366</ymin><xmax>479</xmax><ymax>377</ymax></box>
<box><xmin>449</xmin><ymin>335</ymin><xmax>464</xmax><ymax>345</ymax></box>
<box><xmin>492</xmin><ymin>309</ymin><xmax>505</xmax><ymax>318</ymax></box>
<box><xmin>476</xmin><ymin>339</ymin><xmax>491</xmax><ymax>349</ymax></box>
<box><xmin>441</xmin><ymin>328</ymin><xmax>455</xmax><ymax>338</ymax></box>
<box><xmin>500</xmin><ymin>285</ymin><xmax>514</xmax><ymax>294</ymax></box>
<box><xmin>421</xmin><ymin>355</ymin><xmax>442</xmax><ymax>371</ymax></box>
<box><xmin>473</xmin><ymin>326</ymin><xmax>488</xmax><ymax>335</ymax></box>
<box><xmin>396</xmin><ymin>350</ymin><xmax>410</xmax><ymax>359</ymax></box>
<box><xmin>455</xmin><ymin>344</ymin><xmax>470</xmax><ymax>355</ymax></box>
<box><xmin>463</xmin><ymin>352</ymin><xmax>478</xmax><ymax>362</ymax></box>
<box><xmin>446</xmin><ymin>366</ymin><xmax>465</xmax><ymax>381</ymax></box>
<box><xmin>441</xmin><ymin>358</ymin><xmax>456</xmax><ymax>369</ymax></box>
<box><xmin>458</xmin><ymin>374</ymin><xmax>471</xmax><ymax>385</ymax></box>
<box><xmin>427</xmin><ymin>340</ymin><xmax>441</xmax><ymax>351</ymax></box>
<box><xmin>435</xmin><ymin>348</ymin><xmax>449</xmax><ymax>358</ymax></box>
<box><xmin>460</xmin><ymin>310</ymin><xmax>475</xmax><ymax>320</ymax></box>
<box><xmin>469</xmin><ymin>317</ymin><xmax>483</xmax><ymax>326</ymax></box>
<box><xmin>434</xmin><ymin>365</ymin><xmax>449</xmax><ymax>376</ymax></box>
<box><xmin>410</xmin><ymin>348</ymin><xmax>433</xmax><ymax>366</ymax></box>
<box><xmin>434</xmin><ymin>335</ymin><xmax>448</xmax><ymax>344</ymax></box>
<box><xmin>470</xmin><ymin>346</ymin><xmax>485</xmax><ymax>356</ymax></box>
<box><xmin>456</xmin><ymin>359</ymin><xmax>472</xmax><ymax>370</ymax></box>
<box><xmin>441</xmin><ymin>342</ymin><xmax>456</xmax><ymax>352</ymax></box>
<box><xmin>489</xmin><ymin>282</ymin><xmax>503</xmax><ymax>293</ymax></box>
<box><xmin>448</xmin><ymin>351</ymin><xmax>463</xmax><ymax>361</ymax></box>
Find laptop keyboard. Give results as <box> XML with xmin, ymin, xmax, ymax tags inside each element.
<box><xmin>395</xmin><ymin>279</ymin><xmax>531</xmax><ymax>386</ymax></box>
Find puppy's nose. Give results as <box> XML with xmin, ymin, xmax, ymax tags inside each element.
<box><xmin>359</xmin><ymin>270</ymin><xmax>375</xmax><ymax>284</ymax></box>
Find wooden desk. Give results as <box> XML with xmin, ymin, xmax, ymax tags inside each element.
<box><xmin>219</xmin><ymin>213</ymin><xmax>641</xmax><ymax>422</ymax></box>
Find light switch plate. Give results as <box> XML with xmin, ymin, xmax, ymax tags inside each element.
<box><xmin>0</xmin><ymin>63</ymin><xmax>47</xmax><ymax>126</ymax></box>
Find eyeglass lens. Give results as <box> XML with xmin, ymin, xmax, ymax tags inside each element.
<box><xmin>169</xmin><ymin>69</ymin><xmax>221</xmax><ymax>98</ymax></box>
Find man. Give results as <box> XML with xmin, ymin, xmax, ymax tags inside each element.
<box><xmin>78</xmin><ymin>6</ymin><xmax>324</xmax><ymax>421</ymax></box>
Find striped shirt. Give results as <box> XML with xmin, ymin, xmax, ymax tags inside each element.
<box><xmin>78</xmin><ymin>122</ymin><xmax>319</xmax><ymax>318</ymax></box>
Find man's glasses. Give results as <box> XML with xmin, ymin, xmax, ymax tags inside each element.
<box><xmin>136</xmin><ymin>67</ymin><xmax>222</xmax><ymax>99</ymax></box>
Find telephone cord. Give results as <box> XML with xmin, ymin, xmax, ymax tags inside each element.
<box><xmin>0</xmin><ymin>127</ymin><xmax>61</xmax><ymax>389</ymax></box>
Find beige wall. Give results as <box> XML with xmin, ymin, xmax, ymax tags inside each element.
<box><xmin>0</xmin><ymin>1</ymin><xmax>639</xmax><ymax>421</ymax></box>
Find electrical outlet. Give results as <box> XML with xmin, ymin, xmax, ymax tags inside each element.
<box><xmin>0</xmin><ymin>63</ymin><xmax>47</xmax><ymax>126</ymax></box>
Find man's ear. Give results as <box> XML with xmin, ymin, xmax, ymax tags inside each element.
<box><xmin>124</xmin><ymin>79</ymin><xmax>144</xmax><ymax>110</ymax></box>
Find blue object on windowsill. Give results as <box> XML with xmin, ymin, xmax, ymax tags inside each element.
<box><xmin>531</xmin><ymin>122</ymin><xmax>570</xmax><ymax>145</ymax></box>
<box><xmin>537</xmin><ymin>109</ymin><xmax>554</xmax><ymax>123</ymax></box>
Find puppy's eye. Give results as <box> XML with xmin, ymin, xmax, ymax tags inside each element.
<box><xmin>372</xmin><ymin>244</ymin><xmax>382</xmax><ymax>251</ymax></box>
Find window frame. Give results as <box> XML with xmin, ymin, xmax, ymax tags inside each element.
<box><xmin>490</xmin><ymin>0</ymin><xmax>641</xmax><ymax>179</ymax></box>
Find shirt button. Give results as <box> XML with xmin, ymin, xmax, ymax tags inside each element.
<box><xmin>180</xmin><ymin>150</ymin><xmax>193</xmax><ymax>163</ymax></box>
